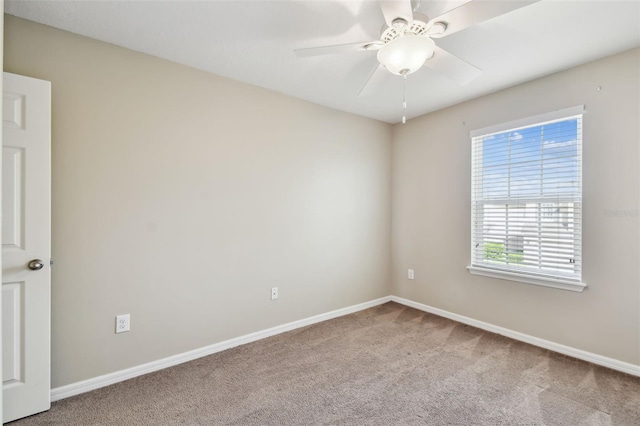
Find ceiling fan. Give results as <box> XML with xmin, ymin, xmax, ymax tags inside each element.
<box><xmin>295</xmin><ymin>0</ymin><xmax>539</xmax><ymax>122</ymax></box>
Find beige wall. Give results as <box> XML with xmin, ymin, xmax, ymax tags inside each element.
<box><xmin>4</xmin><ymin>16</ymin><xmax>392</xmax><ymax>387</ymax></box>
<box><xmin>392</xmin><ymin>48</ymin><xmax>640</xmax><ymax>365</ymax></box>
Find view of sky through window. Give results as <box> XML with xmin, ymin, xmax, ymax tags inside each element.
<box><xmin>481</xmin><ymin>119</ymin><xmax>580</xmax><ymax>199</ymax></box>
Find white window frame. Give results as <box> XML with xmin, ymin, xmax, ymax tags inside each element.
<box><xmin>467</xmin><ymin>105</ymin><xmax>586</xmax><ymax>292</ymax></box>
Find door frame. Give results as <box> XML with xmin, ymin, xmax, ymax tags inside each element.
<box><xmin>1</xmin><ymin>1</ymin><xmax>6</xmax><ymax>421</ymax></box>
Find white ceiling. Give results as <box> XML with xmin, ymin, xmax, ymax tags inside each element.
<box><xmin>6</xmin><ymin>0</ymin><xmax>640</xmax><ymax>123</ymax></box>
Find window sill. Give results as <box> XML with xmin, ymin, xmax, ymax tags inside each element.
<box><xmin>466</xmin><ymin>266</ymin><xmax>587</xmax><ymax>292</ymax></box>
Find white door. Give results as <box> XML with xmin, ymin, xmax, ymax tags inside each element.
<box><xmin>2</xmin><ymin>72</ymin><xmax>51</xmax><ymax>423</ymax></box>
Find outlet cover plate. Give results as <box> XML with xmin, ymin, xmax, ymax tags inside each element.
<box><xmin>116</xmin><ymin>314</ymin><xmax>130</xmax><ymax>333</ymax></box>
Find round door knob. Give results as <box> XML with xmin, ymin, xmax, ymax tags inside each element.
<box><xmin>28</xmin><ymin>259</ymin><xmax>45</xmax><ymax>271</ymax></box>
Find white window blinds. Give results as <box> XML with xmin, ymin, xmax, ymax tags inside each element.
<box><xmin>470</xmin><ymin>106</ymin><xmax>583</xmax><ymax>284</ymax></box>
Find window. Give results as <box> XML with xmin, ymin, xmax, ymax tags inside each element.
<box><xmin>468</xmin><ymin>106</ymin><xmax>586</xmax><ymax>292</ymax></box>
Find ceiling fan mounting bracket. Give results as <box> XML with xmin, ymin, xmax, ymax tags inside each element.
<box><xmin>391</xmin><ymin>17</ymin><xmax>408</xmax><ymax>30</ymax></box>
<box><xmin>429</xmin><ymin>22</ymin><xmax>448</xmax><ymax>38</ymax></box>
<box><xmin>363</xmin><ymin>42</ymin><xmax>384</xmax><ymax>51</ymax></box>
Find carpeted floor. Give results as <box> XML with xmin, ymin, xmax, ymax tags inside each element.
<box><xmin>9</xmin><ymin>302</ymin><xmax>640</xmax><ymax>425</ymax></box>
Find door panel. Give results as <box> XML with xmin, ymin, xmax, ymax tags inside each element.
<box><xmin>2</xmin><ymin>147</ymin><xmax>25</xmax><ymax>250</ymax></box>
<box><xmin>2</xmin><ymin>282</ymin><xmax>24</xmax><ymax>385</ymax></box>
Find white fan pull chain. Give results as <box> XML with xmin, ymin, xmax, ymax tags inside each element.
<box><xmin>402</xmin><ymin>73</ymin><xmax>407</xmax><ymax>124</ymax></box>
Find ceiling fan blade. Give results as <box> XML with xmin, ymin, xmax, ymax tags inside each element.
<box><xmin>358</xmin><ymin>63</ymin><xmax>388</xmax><ymax>98</ymax></box>
<box><xmin>380</xmin><ymin>0</ymin><xmax>414</xmax><ymax>27</ymax></box>
<box><xmin>423</xmin><ymin>46</ymin><xmax>482</xmax><ymax>85</ymax></box>
<box><xmin>432</xmin><ymin>0</ymin><xmax>540</xmax><ymax>37</ymax></box>
<box><xmin>294</xmin><ymin>41</ymin><xmax>377</xmax><ymax>57</ymax></box>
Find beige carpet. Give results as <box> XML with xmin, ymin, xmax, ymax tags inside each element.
<box><xmin>10</xmin><ymin>302</ymin><xmax>640</xmax><ymax>425</ymax></box>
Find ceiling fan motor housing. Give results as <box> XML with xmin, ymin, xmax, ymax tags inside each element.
<box><xmin>381</xmin><ymin>13</ymin><xmax>430</xmax><ymax>42</ymax></box>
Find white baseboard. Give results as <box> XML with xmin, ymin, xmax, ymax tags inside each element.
<box><xmin>390</xmin><ymin>295</ymin><xmax>640</xmax><ymax>377</ymax></box>
<box><xmin>50</xmin><ymin>296</ymin><xmax>392</xmax><ymax>402</ymax></box>
<box><xmin>52</xmin><ymin>294</ymin><xmax>639</xmax><ymax>402</ymax></box>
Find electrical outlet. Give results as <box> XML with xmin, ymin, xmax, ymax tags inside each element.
<box><xmin>408</xmin><ymin>269</ymin><xmax>415</xmax><ymax>280</ymax></box>
<box><xmin>271</xmin><ymin>287</ymin><xmax>278</xmax><ymax>300</ymax></box>
<box><xmin>115</xmin><ymin>314</ymin><xmax>130</xmax><ymax>333</ymax></box>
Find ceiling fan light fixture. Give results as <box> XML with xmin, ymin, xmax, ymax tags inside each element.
<box><xmin>377</xmin><ymin>35</ymin><xmax>435</xmax><ymax>76</ymax></box>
